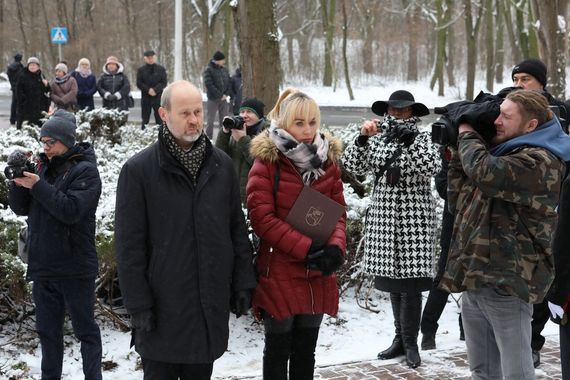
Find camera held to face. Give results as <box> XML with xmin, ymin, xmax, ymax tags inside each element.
<box><xmin>222</xmin><ymin>115</ymin><xmax>245</xmax><ymax>130</ymax></box>
<box><xmin>377</xmin><ymin>117</ymin><xmax>417</xmax><ymax>147</ymax></box>
<box><xmin>4</xmin><ymin>150</ymin><xmax>36</xmax><ymax>180</ymax></box>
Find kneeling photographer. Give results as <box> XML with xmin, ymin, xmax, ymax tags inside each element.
<box><xmin>437</xmin><ymin>90</ymin><xmax>570</xmax><ymax>379</ymax></box>
<box><xmin>343</xmin><ymin>90</ymin><xmax>441</xmax><ymax>368</ymax></box>
<box><xmin>215</xmin><ymin>97</ymin><xmax>269</xmax><ymax>204</ymax></box>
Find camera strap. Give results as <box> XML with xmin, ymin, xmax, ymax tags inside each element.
<box><xmin>372</xmin><ymin>147</ymin><xmax>402</xmax><ymax>192</ymax></box>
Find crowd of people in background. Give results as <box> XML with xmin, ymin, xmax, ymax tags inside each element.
<box><xmin>4</xmin><ymin>49</ymin><xmax>570</xmax><ymax>380</ymax></box>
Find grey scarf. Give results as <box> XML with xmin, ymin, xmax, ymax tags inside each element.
<box><xmin>268</xmin><ymin>121</ymin><xmax>329</xmax><ymax>185</ymax></box>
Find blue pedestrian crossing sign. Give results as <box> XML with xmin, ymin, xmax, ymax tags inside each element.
<box><xmin>51</xmin><ymin>27</ymin><xmax>68</xmax><ymax>44</ymax></box>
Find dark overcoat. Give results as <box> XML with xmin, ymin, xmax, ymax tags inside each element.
<box><xmin>114</xmin><ymin>131</ymin><xmax>256</xmax><ymax>363</ymax></box>
<box><xmin>96</xmin><ymin>64</ymin><xmax>130</xmax><ymax>111</ymax></box>
<box><xmin>15</xmin><ymin>68</ymin><xmax>50</xmax><ymax>127</ymax></box>
<box><xmin>8</xmin><ymin>143</ymin><xmax>102</xmax><ymax>280</ymax></box>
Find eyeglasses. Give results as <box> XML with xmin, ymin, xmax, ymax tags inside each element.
<box><xmin>39</xmin><ymin>138</ymin><xmax>58</xmax><ymax>147</ymax></box>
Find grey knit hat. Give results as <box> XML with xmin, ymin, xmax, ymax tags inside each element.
<box><xmin>40</xmin><ymin>110</ymin><xmax>77</xmax><ymax>148</ymax></box>
<box><xmin>27</xmin><ymin>57</ymin><xmax>40</xmax><ymax>66</ymax></box>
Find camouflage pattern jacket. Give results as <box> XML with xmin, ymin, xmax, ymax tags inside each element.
<box><xmin>439</xmin><ymin>131</ymin><xmax>565</xmax><ymax>304</ymax></box>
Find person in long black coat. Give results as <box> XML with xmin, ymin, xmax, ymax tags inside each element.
<box><xmin>7</xmin><ymin>52</ymin><xmax>24</xmax><ymax>125</ymax></box>
<box><xmin>8</xmin><ymin>110</ymin><xmax>102</xmax><ymax>380</ymax></box>
<box><xmin>136</xmin><ymin>50</ymin><xmax>167</xmax><ymax>129</ymax></box>
<box><xmin>115</xmin><ymin>80</ymin><xmax>256</xmax><ymax>379</ymax></box>
<box><xmin>96</xmin><ymin>55</ymin><xmax>130</xmax><ymax>111</ymax></box>
<box><xmin>15</xmin><ymin>57</ymin><xmax>50</xmax><ymax>129</ymax></box>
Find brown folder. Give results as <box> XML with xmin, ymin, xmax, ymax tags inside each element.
<box><xmin>285</xmin><ymin>186</ymin><xmax>345</xmax><ymax>245</ymax></box>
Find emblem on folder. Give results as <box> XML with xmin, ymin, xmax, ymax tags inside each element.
<box><xmin>305</xmin><ymin>207</ymin><xmax>324</xmax><ymax>226</ymax></box>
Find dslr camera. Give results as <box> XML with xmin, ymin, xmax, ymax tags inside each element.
<box><xmin>222</xmin><ymin>115</ymin><xmax>245</xmax><ymax>130</ymax></box>
<box><xmin>4</xmin><ymin>150</ymin><xmax>36</xmax><ymax>180</ymax></box>
<box><xmin>377</xmin><ymin>117</ymin><xmax>417</xmax><ymax>147</ymax></box>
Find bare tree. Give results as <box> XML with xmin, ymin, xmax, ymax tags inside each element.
<box><xmin>494</xmin><ymin>0</ymin><xmax>505</xmax><ymax>84</ymax></box>
<box><xmin>341</xmin><ymin>0</ymin><xmax>354</xmax><ymax>100</ymax></box>
<box><xmin>405</xmin><ymin>1</ymin><xmax>420</xmax><ymax>81</ymax></box>
<box><xmin>319</xmin><ymin>0</ymin><xmax>336</xmax><ymax>86</ymax></box>
<box><xmin>485</xmin><ymin>0</ymin><xmax>494</xmax><ymax>92</ymax></box>
<box><xmin>534</xmin><ymin>0</ymin><xmax>568</xmax><ymax>99</ymax></box>
<box><xmin>232</xmin><ymin>0</ymin><xmax>281</xmax><ymax>108</ymax></box>
<box><xmin>463</xmin><ymin>0</ymin><xmax>484</xmax><ymax>100</ymax></box>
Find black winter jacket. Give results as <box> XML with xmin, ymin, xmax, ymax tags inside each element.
<box><xmin>8</xmin><ymin>143</ymin><xmax>102</xmax><ymax>280</ymax></box>
<box><xmin>15</xmin><ymin>68</ymin><xmax>50</xmax><ymax>127</ymax></box>
<box><xmin>136</xmin><ymin>63</ymin><xmax>167</xmax><ymax>98</ymax></box>
<box><xmin>548</xmin><ymin>175</ymin><xmax>570</xmax><ymax>306</ymax></box>
<box><xmin>97</xmin><ymin>64</ymin><xmax>130</xmax><ymax>110</ymax></box>
<box><xmin>7</xmin><ymin>61</ymin><xmax>24</xmax><ymax>90</ymax></box>
<box><xmin>115</xmin><ymin>129</ymin><xmax>256</xmax><ymax>364</ymax></box>
<box><xmin>203</xmin><ymin>61</ymin><xmax>230</xmax><ymax>101</ymax></box>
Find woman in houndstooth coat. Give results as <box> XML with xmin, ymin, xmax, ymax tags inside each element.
<box><xmin>343</xmin><ymin>90</ymin><xmax>441</xmax><ymax>369</ymax></box>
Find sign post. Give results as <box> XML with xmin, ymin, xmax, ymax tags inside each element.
<box><xmin>51</xmin><ymin>27</ymin><xmax>68</xmax><ymax>62</ymax></box>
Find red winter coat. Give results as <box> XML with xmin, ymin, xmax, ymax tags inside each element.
<box><xmin>247</xmin><ymin>131</ymin><xmax>346</xmax><ymax>321</ymax></box>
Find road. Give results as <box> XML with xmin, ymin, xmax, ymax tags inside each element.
<box><xmin>0</xmin><ymin>94</ymin><xmax>439</xmax><ymax>131</ymax></box>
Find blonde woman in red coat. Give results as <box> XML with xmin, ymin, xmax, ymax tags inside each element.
<box><xmin>247</xmin><ymin>88</ymin><xmax>346</xmax><ymax>379</ymax></box>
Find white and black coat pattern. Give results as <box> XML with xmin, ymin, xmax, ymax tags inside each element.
<box><xmin>343</xmin><ymin>123</ymin><xmax>441</xmax><ymax>279</ymax></box>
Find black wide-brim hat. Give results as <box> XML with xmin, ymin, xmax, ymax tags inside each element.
<box><xmin>372</xmin><ymin>90</ymin><xmax>430</xmax><ymax>117</ymax></box>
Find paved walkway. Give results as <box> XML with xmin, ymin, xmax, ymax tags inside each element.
<box><xmin>313</xmin><ymin>340</ymin><xmax>562</xmax><ymax>380</ymax></box>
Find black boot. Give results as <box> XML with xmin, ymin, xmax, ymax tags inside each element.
<box><xmin>378</xmin><ymin>293</ymin><xmax>405</xmax><ymax>360</ymax></box>
<box><xmin>421</xmin><ymin>333</ymin><xmax>436</xmax><ymax>350</ymax></box>
<box><xmin>289</xmin><ymin>327</ymin><xmax>320</xmax><ymax>380</ymax></box>
<box><xmin>401</xmin><ymin>292</ymin><xmax>422</xmax><ymax>368</ymax></box>
<box><xmin>263</xmin><ymin>332</ymin><xmax>291</xmax><ymax>380</ymax></box>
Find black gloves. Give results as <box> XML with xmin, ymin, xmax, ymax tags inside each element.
<box><xmin>231</xmin><ymin>289</ymin><xmax>252</xmax><ymax>318</ymax></box>
<box><xmin>107</xmin><ymin>94</ymin><xmax>117</xmax><ymax>101</ymax></box>
<box><xmin>130</xmin><ymin>309</ymin><xmax>155</xmax><ymax>332</ymax></box>
<box><xmin>306</xmin><ymin>245</ymin><xmax>344</xmax><ymax>276</ymax></box>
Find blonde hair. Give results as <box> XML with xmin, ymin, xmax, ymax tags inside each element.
<box><xmin>506</xmin><ymin>89</ymin><xmax>553</xmax><ymax>125</ymax></box>
<box><xmin>78</xmin><ymin>58</ymin><xmax>90</xmax><ymax>67</ymax></box>
<box><xmin>268</xmin><ymin>87</ymin><xmax>321</xmax><ymax>131</ymax></box>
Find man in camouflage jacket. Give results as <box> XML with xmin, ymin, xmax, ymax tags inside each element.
<box><xmin>439</xmin><ymin>90</ymin><xmax>570</xmax><ymax>379</ymax></box>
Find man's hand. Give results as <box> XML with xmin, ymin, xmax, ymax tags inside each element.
<box><xmin>231</xmin><ymin>290</ymin><xmax>252</xmax><ymax>318</ymax></box>
<box><xmin>130</xmin><ymin>309</ymin><xmax>156</xmax><ymax>332</ymax></box>
<box><xmin>360</xmin><ymin>119</ymin><xmax>381</xmax><ymax>136</ymax></box>
<box><xmin>148</xmin><ymin>88</ymin><xmax>156</xmax><ymax>97</ymax></box>
<box><xmin>14</xmin><ymin>172</ymin><xmax>40</xmax><ymax>189</ymax></box>
<box><xmin>230</xmin><ymin>127</ymin><xmax>247</xmax><ymax>141</ymax></box>
<box><xmin>458</xmin><ymin>123</ymin><xmax>475</xmax><ymax>134</ymax></box>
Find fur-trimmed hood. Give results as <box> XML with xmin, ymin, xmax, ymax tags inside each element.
<box><xmin>250</xmin><ymin>129</ymin><xmax>343</xmax><ymax>164</ymax></box>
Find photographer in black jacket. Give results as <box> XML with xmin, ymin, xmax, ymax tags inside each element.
<box><xmin>136</xmin><ymin>50</ymin><xmax>167</xmax><ymax>130</ymax></box>
<box><xmin>8</xmin><ymin>109</ymin><xmax>103</xmax><ymax>380</ymax></box>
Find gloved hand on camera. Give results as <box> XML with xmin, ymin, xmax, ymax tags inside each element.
<box><xmin>130</xmin><ymin>309</ymin><xmax>156</xmax><ymax>332</ymax></box>
<box><xmin>306</xmin><ymin>245</ymin><xmax>344</xmax><ymax>276</ymax></box>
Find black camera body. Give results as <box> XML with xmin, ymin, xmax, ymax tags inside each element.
<box><xmin>377</xmin><ymin>118</ymin><xmax>418</xmax><ymax>147</ymax></box>
<box><xmin>222</xmin><ymin>115</ymin><xmax>245</xmax><ymax>130</ymax></box>
<box><xmin>4</xmin><ymin>150</ymin><xmax>36</xmax><ymax>180</ymax></box>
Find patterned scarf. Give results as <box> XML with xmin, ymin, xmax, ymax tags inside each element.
<box><xmin>161</xmin><ymin>126</ymin><xmax>207</xmax><ymax>185</ymax></box>
<box><xmin>268</xmin><ymin>121</ymin><xmax>329</xmax><ymax>185</ymax></box>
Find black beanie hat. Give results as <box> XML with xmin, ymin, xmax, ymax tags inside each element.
<box><xmin>240</xmin><ymin>97</ymin><xmax>265</xmax><ymax>119</ymax></box>
<box><xmin>512</xmin><ymin>58</ymin><xmax>547</xmax><ymax>88</ymax></box>
<box><xmin>14</xmin><ymin>53</ymin><xmax>23</xmax><ymax>62</ymax></box>
<box><xmin>213</xmin><ymin>51</ymin><xmax>225</xmax><ymax>61</ymax></box>
<box><xmin>40</xmin><ymin>109</ymin><xmax>77</xmax><ymax>148</ymax></box>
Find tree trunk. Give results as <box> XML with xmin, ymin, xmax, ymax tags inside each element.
<box><xmin>40</xmin><ymin>0</ymin><xmax>57</xmax><ymax>64</ymax></box>
<box><xmin>500</xmin><ymin>0</ymin><xmax>521</xmax><ymax>65</ymax></box>
<box><xmin>15</xmin><ymin>0</ymin><xmax>28</xmax><ymax>53</ymax></box>
<box><xmin>233</xmin><ymin>0</ymin><xmax>281</xmax><ymax>108</ymax></box>
<box><xmin>341</xmin><ymin>0</ymin><xmax>354</xmax><ymax>100</ymax></box>
<box><xmin>526</xmin><ymin>0</ymin><xmax>539</xmax><ymax>58</ymax></box>
<box><xmin>430</xmin><ymin>0</ymin><xmax>445</xmax><ymax>96</ymax></box>
<box><xmin>515</xmin><ymin>0</ymin><xmax>529</xmax><ymax>59</ymax></box>
<box><xmin>406</xmin><ymin>3</ymin><xmax>419</xmax><ymax>81</ymax></box>
<box><xmin>464</xmin><ymin>0</ymin><xmax>483</xmax><ymax>100</ymax></box>
<box><xmin>319</xmin><ymin>0</ymin><xmax>336</xmax><ymax>87</ymax></box>
<box><xmin>445</xmin><ymin>0</ymin><xmax>456</xmax><ymax>87</ymax></box>
<box><xmin>485</xmin><ymin>0</ymin><xmax>494</xmax><ymax>93</ymax></box>
<box><xmin>222</xmin><ymin>3</ymin><xmax>232</xmax><ymax>67</ymax></box>
<box><xmin>494</xmin><ymin>0</ymin><xmax>505</xmax><ymax>84</ymax></box>
<box><xmin>538</xmin><ymin>0</ymin><xmax>568</xmax><ymax>99</ymax></box>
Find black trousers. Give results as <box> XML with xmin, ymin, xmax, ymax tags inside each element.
<box><xmin>10</xmin><ymin>90</ymin><xmax>17</xmax><ymax>124</ymax></box>
<box><xmin>33</xmin><ymin>278</ymin><xmax>102</xmax><ymax>380</ymax></box>
<box><xmin>141</xmin><ymin>95</ymin><xmax>162</xmax><ymax>126</ymax></box>
<box><xmin>141</xmin><ymin>358</ymin><xmax>213</xmax><ymax>380</ymax></box>
<box><xmin>531</xmin><ymin>299</ymin><xmax>551</xmax><ymax>351</ymax></box>
<box><xmin>561</xmin><ymin>321</ymin><xmax>570</xmax><ymax>379</ymax></box>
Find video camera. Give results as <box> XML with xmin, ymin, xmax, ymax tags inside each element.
<box><xmin>430</xmin><ymin>87</ymin><xmax>520</xmax><ymax>147</ymax></box>
<box><xmin>4</xmin><ymin>150</ymin><xmax>36</xmax><ymax>180</ymax></box>
<box><xmin>222</xmin><ymin>115</ymin><xmax>245</xmax><ymax>130</ymax></box>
